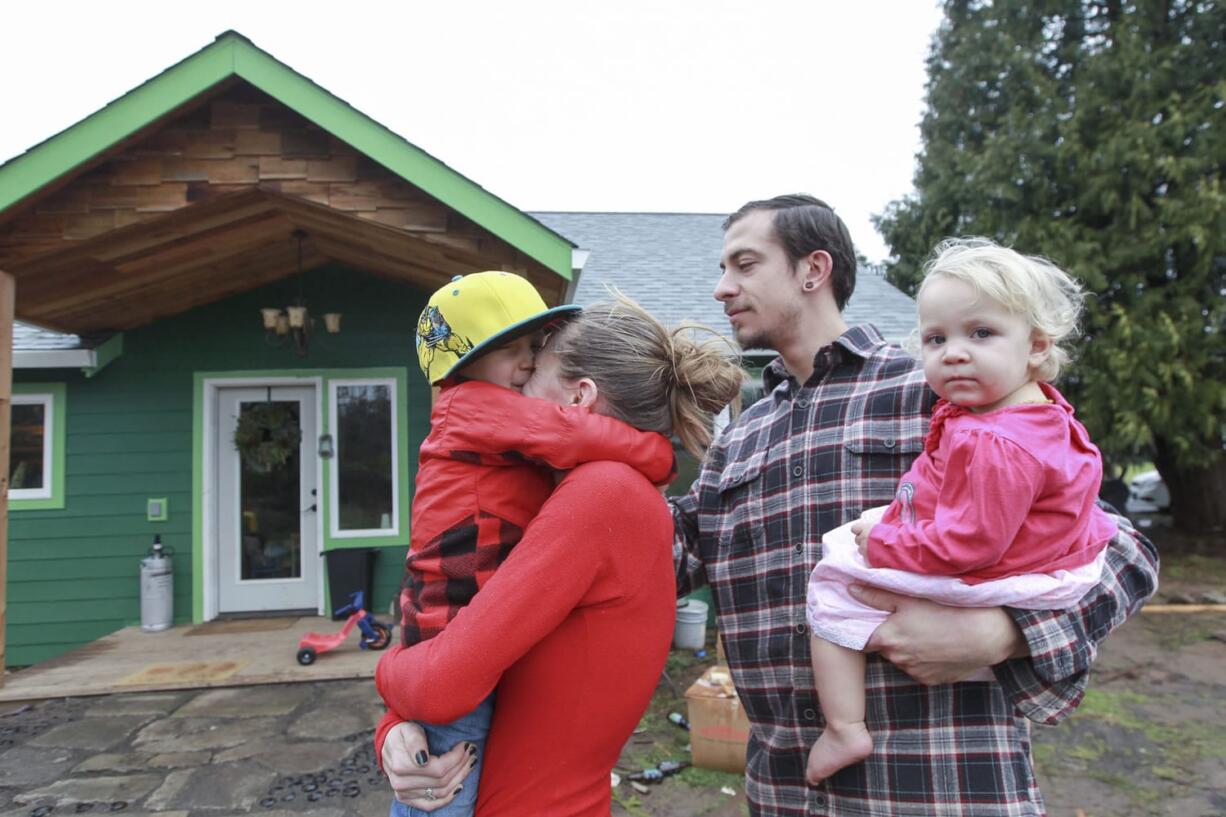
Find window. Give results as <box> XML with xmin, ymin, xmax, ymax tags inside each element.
<box><xmin>10</xmin><ymin>384</ymin><xmax>66</xmax><ymax>509</ymax></box>
<box><xmin>329</xmin><ymin>379</ymin><xmax>398</xmax><ymax>537</ymax></box>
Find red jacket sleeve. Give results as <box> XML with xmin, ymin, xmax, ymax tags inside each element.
<box><xmin>434</xmin><ymin>382</ymin><xmax>676</xmax><ymax>484</ymax></box>
<box><xmin>375</xmin><ymin>463</ymin><xmax>638</xmax><ymax>728</ymax></box>
<box><xmin>866</xmin><ymin>429</ymin><xmax>1045</xmax><ymax>576</ymax></box>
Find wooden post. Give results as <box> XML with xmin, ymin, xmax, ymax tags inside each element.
<box><xmin>0</xmin><ymin>271</ymin><xmax>12</xmax><ymax>682</ymax></box>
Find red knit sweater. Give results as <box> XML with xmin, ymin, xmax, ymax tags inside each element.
<box><xmin>376</xmin><ymin>461</ymin><xmax>676</xmax><ymax>816</ymax></box>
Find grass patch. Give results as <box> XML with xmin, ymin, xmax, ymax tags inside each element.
<box><xmin>1153</xmin><ymin>617</ymin><xmax>1223</xmax><ymax>649</ymax></box>
<box><xmin>678</xmin><ymin>765</ymin><xmax>743</xmax><ymax>789</ymax></box>
<box><xmin>1071</xmin><ymin>688</ymin><xmax>1151</xmax><ymax>730</ymax></box>
<box><xmin>611</xmin><ymin>789</ymin><xmax>650</xmax><ymax>816</ymax></box>
<box><xmin>1065</xmin><ymin>734</ymin><xmax>1108</xmax><ymax>762</ymax></box>
<box><xmin>1158</xmin><ymin>553</ymin><xmax>1226</xmax><ymax>584</ymax></box>
<box><xmin>1068</xmin><ymin>687</ymin><xmax>1226</xmax><ymax>785</ymax></box>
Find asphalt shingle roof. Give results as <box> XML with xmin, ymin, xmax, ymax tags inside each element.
<box><xmin>531</xmin><ymin>212</ymin><xmax>917</xmax><ymax>349</ymax></box>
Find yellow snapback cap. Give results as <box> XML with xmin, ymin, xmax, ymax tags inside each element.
<box><xmin>416</xmin><ymin>271</ymin><xmax>580</xmax><ymax>384</ymax></box>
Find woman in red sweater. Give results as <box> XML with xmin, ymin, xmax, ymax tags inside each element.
<box><xmin>375</xmin><ymin>295</ymin><xmax>743</xmax><ymax>815</ymax></box>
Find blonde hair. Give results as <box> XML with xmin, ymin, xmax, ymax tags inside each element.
<box><xmin>919</xmin><ymin>237</ymin><xmax>1086</xmax><ymax>381</ymax></box>
<box><xmin>550</xmin><ymin>294</ymin><xmax>744</xmax><ymax>460</ymax></box>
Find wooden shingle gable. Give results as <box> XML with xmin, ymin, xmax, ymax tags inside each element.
<box><xmin>0</xmin><ymin>34</ymin><xmax>573</xmax><ymax>332</ymax></box>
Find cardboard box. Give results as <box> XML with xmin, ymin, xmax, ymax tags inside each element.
<box><xmin>684</xmin><ymin>665</ymin><xmax>751</xmax><ymax>773</ymax></box>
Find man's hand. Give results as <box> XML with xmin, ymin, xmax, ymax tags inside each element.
<box><xmin>382</xmin><ymin>721</ymin><xmax>476</xmax><ymax>812</ymax></box>
<box><xmin>851</xmin><ymin>584</ymin><xmax>1028</xmax><ymax>685</ymax></box>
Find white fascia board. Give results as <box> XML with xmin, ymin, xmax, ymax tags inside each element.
<box><xmin>571</xmin><ymin>249</ymin><xmax>590</xmax><ymax>273</ymax></box>
<box><xmin>14</xmin><ymin>349</ymin><xmax>96</xmax><ymax>368</ymax></box>
<box><xmin>563</xmin><ymin>249</ymin><xmax>591</xmax><ymax>303</ymax></box>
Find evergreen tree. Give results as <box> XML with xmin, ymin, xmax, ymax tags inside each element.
<box><xmin>878</xmin><ymin>0</ymin><xmax>1226</xmax><ymax>532</ymax></box>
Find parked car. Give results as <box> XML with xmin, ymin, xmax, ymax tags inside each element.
<box><xmin>1125</xmin><ymin>470</ymin><xmax>1171</xmax><ymax>514</ymax></box>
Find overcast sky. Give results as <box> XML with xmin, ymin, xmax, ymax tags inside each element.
<box><xmin>0</xmin><ymin>1</ymin><xmax>944</xmax><ymax>262</ymax></box>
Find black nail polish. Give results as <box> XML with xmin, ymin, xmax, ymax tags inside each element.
<box><xmin>469</xmin><ymin>756</ymin><xmax>478</xmax><ymax>769</ymax></box>
<box><xmin>453</xmin><ymin>785</ymin><xmax>464</xmax><ymax>796</ymax></box>
<box><xmin>467</xmin><ymin>743</ymin><xmax>478</xmax><ymax>757</ymax></box>
<box><xmin>414</xmin><ymin>750</ymin><xmax>429</xmax><ymax>766</ymax></box>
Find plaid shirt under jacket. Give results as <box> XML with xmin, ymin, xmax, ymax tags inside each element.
<box><xmin>671</xmin><ymin>325</ymin><xmax>1159</xmax><ymax>817</ymax></box>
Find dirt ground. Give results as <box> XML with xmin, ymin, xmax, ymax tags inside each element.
<box><xmin>611</xmin><ymin>525</ymin><xmax>1226</xmax><ymax>817</ymax></box>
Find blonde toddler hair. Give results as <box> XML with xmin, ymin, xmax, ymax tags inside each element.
<box><xmin>919</xmin><ymin>237</ymin><xmax>1086</xmax><ymax>382</ymax></box>
<box><xmin>549</xmin><ymin>294</ymin><xmax>743</xmax><ymax>460</ymax></box>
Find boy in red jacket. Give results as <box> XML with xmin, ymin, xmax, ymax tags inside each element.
<box><xmin>393</xmin><ymin>271</ymin><xmax>675</xmax><ymax>816</ymax></box>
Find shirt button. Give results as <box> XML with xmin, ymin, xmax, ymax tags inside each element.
<box><xmin>813</xmin><ymin>792</ymin><xmax>827</xmax><ymax>807</ymax></box>
<box><xmin>794</xmin><ymin>543</ymin><xmax>803</xmax><ymax>554</ymax></box>
<box><xmin>792</xmin><ymin>464</ymin><xmax>805</xmax><ymax>477</ymax></box>
<box><xmin>797</xmin><ymin>398</ymin><xmax>809</xmax><ymax>408</ymax></box>
<box><xmin>882</xmin><ymin>437</ymin><xmax>896</xmax><ymax>448</ymax></box>
<box><xmin>803</xmin><ymin>707</ymin><xmax>818</xmax><ymax>720</ymax></box>
<box><xmin>795</xmin><ymin>623</ymin><xmax>807</xmax><ymax>636</ymax></box>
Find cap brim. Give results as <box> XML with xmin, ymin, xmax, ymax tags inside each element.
<box><xmin>438</xmin><ymin>303</ymin><xmax>582</xmax><ymax>381</ymax></box>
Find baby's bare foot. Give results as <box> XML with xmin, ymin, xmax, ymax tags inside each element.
<box><xmin>806</xmin><ymin>721</ymin><xmax>872</xmax><ymax>785</ymax></box>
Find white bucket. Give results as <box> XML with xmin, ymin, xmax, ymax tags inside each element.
<box><xmin>674</xmin><ymin>599</ymin><xmax>709</xmax><ymax>650</ymax></box>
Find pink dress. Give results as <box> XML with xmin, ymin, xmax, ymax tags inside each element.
<box><xmin>807</xmin><ymin>382</ymin><xmax>1117</xmax><ymax>652</ymax></box>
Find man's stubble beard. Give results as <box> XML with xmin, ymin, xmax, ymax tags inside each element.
<box><xmin>732</xmin><ymin>300</ymin><xmax>801</xmax><ymax>354</ymax></box>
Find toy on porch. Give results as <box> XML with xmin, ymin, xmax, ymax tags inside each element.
<box><xmin>296</xmin><ymin>591</ymin><xmax>392</xmax><ymax>665</ymax></box>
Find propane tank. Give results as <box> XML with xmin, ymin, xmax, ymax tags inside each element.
<box><xmin>140</xmin><ymin>535</ymin><xmax>174</xmax><ymax>632</ymax></box>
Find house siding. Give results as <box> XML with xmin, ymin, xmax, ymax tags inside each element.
<box><xmin>7</xmin><ymin>264</ymin><xmax>429</xmax><ymax>666</ymax></box>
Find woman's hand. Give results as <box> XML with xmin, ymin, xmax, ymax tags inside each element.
<box><xmin>850</xmin><ymin>584</ymin><xmax>1027</xmax><ymax>685</ymax></box>
<box><xmin>382</xmin><ymin>721</ymin><xmax>477</xmax><ymax>812</ymax></box>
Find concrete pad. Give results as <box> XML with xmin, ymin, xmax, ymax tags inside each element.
<box><xmin>172</xmin><ymin>684</ymin><xmax>314</xmax><ymax>717</ymax></box>
<box><xmin>288</xmin><ymin>703</ymin><xmax>380</xmax><ymax>739</ymax></box>
<box><xmin>72</xmin><ymin>752</ymin><xmax>152</xmax><ymax>774</ymax></box>
<box><xmin>84</xmin><ymin>690</ymin><xmax>191</xmax><ymax>716</ymax></box>
<box><xmin>133</xmin><ymin>715</ymin><xmax>280</xmax><ymax>752</ymax></box>
<box><xmin>214</xmin><ymin>738</ymin><xmax>348</xmax><ymax>772</ymax></box>
<box><xmin>13</xmin><ymin>773</ymin><xmax>162</xmax><ymax>806</ymax></box>
<box><xmin>0</xmin><ymin>745</ymin><xmax>77</xmax><ymax>786</ymax></box>
<box><xmin>144</xmin><ymin>763</ymin><xmax>277</xmax><ymax>811</ymax></box>
<box><xmin>0</xmin><ymin>812</ymin><xmax>185</xmax><ymax>817</ymax></box>
<box><xmin>71</xmin><ymin>749</ymin><xmax>213</xmax><ymax>773</ymax></box>
<box><xmin>143</xmin><ymin>769</ymin><xmax>192</xmax><ymax>812</ymax></box>
<box><xmin>27</xmin><ymin>714</ymin><xmax>152</xmax><ymax>750</ymax></box>
<box><xmin>149</xmin><ymin>750</ymin><xmax>214</xmax><ymax>768</ymax></box>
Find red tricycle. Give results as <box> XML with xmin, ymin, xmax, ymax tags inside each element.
<box><xmin>296</xmin><ymin>591</ymin><xmax>392</xmax><ymax>665</ymax></box>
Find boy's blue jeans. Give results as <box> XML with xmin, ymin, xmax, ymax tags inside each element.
<box><xmin>388</xmin><ymin>693</ymin><xmax>494</xmax><ymax>817</ymax></box>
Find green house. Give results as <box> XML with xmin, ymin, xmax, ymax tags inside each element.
<box><xmin>0</xmin><ymin>32</ymin><xmax>579</xmax><ymax>667</ymax></box>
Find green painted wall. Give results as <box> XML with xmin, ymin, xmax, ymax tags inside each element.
<box><xmin>7</xmin><ymin>264</ymin><xmax>431</xmax><ymax>666</ymax></box>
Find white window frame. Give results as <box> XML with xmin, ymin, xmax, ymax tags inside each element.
<box><xmin>10</xmin><ymin>393</ymin><xmax>54</xmax><ymax>500</ymax></box>
<box><xmin>328</xmin><ymin>378</ymin><xmax>400</xmax><ymax>539</ymax></box>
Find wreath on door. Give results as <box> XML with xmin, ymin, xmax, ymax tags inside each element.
<box><xmin>233</xmin><ymin>402</ymin><xmax>302</xmax><ymax>473</ymax></box>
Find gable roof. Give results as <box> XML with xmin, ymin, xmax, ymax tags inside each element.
<box><xmin>531</xmin><ymin>212</ymin><xmax>917</xmax><ymax>348</ymax></box>
<box><xmin>0</xmin><ymin>31</ymin><xmax>573</xmax><ymax>279</ymax></box>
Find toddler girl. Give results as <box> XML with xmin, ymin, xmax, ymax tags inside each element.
<box><xmin>805</xmin><ymin>237</ymin><xmax>1117</xmax><ymax>783</ymax></box>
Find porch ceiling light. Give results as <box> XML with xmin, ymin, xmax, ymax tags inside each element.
<box><xmin>261</xmin><ymin>230</ymin><xmax>343</xmax><ymax>355</ymax></box>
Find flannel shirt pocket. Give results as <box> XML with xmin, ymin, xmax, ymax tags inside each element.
<box><xmin>841</xmin><ymin>386</ymin><xmax>928</xmax><ymax>458</ymax></box>
<box><xmin>714</xmin><ymin>447</ymin><xmax>769</xmax><ymax>557</ymax></box>
<box><xmin>840</xmin><ymin>407</ymin><xmax>926</xmax><ymax>523</ymax></box>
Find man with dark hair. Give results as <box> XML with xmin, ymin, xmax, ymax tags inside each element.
<box><xmin>723</xmin><ymin>194</ymin><xmax>857</xmax><ymax>310</ymax></box>
<box><xmin>671</xmin><ymin>194</ymin><xmax>1158</xmax><ymax>816</ymax></box>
